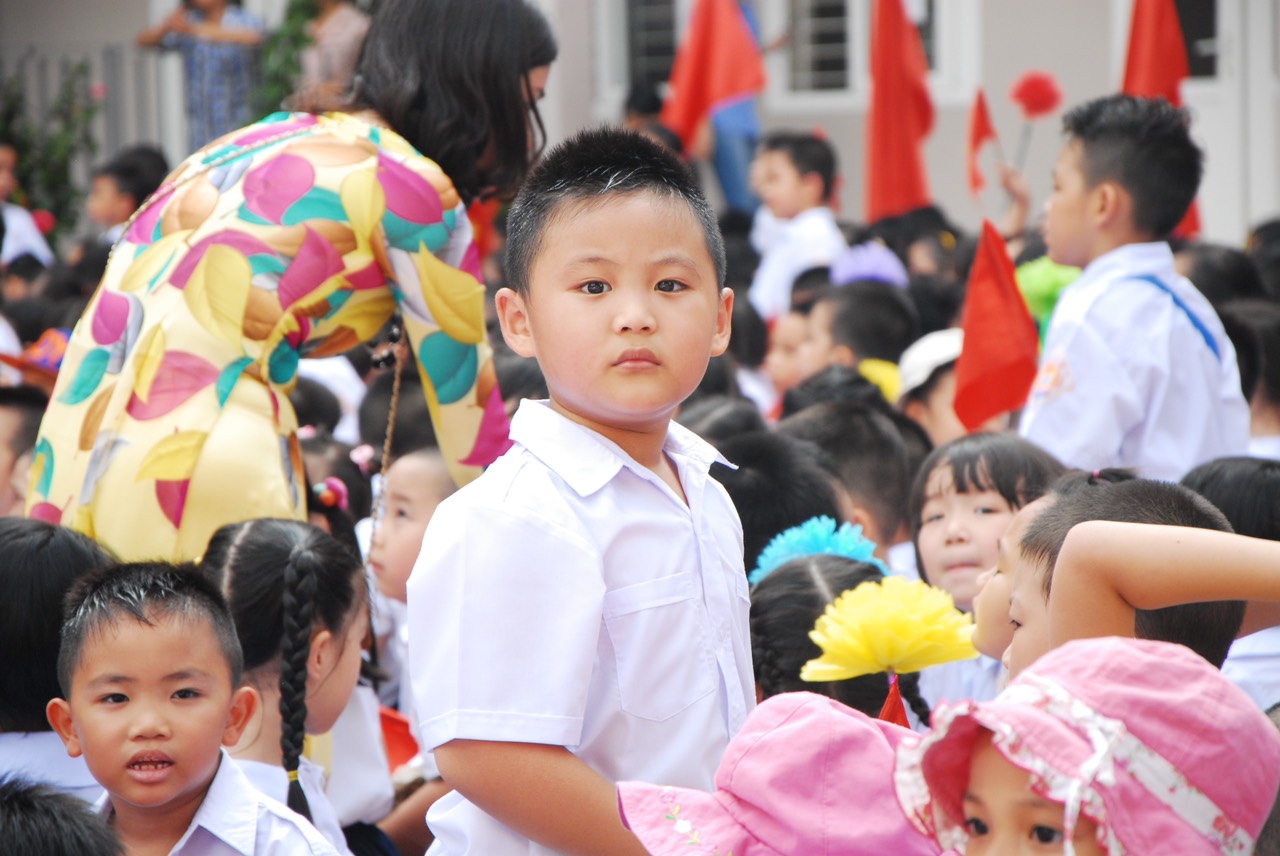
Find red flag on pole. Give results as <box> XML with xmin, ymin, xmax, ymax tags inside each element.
<box><xmin>1122</xmin><ymin>0</ymin><xmax>1200</xmax><ymax>237</ymax></box>
<box><xmin>967</xmin><ymin>88</ymin><xmax>998</xmax><ymax>196</ymax></box>
<box><xmin>865</xmin><ymin>0</ymin><xmax>934</xmax><ymax>222</ymax></box>
<box><xmin>660</xmin><ymin>0</ymin><xmax>766</xmax><ymax>152</ymax></box>
<box><xmin>953</xmin><ymin>220</ymin><xmax>1039</xmax><ymax>431</ymax></box>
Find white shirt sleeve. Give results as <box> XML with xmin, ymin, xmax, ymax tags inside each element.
<box><xmin>407</xmin><ymin>494</ymin><xmax>607</xmax><ymax>752</ymax></box>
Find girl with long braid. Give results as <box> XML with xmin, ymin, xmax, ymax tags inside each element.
<box><xmin>199</xmin><ymin>518</ymin><xmax>368</xmax><ymax>855</ymax></box>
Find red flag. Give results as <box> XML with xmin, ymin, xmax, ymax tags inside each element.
<box><xmin>865</xmin><ymin>0</ymin><xmax>934</xmax><ymax>222</ymax></box>
<box><xmin>967</xmin><ymin>88</ymin><xmax>998</xmax><ymax>196</ymax></box>
<box><xmin>953</xmin><ymin>220</ymin><xmax>1039</xmax><ymax>431</ymax></box>
<box><xmin>1122</xmin><ymin>0</ymin><xmax>1200</xmax><ymax>237</ymax></box>
<box><xmin>660</xmin><ymin>0</ymin><xmax>766</xmax><ymax>152</ymax></box>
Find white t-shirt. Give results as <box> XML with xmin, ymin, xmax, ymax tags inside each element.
<box><xmin>1019</xmin><ymin>242</ymin><xmax>1249</xmax><ymax>480</ymax></box>
<box><xmin>0</xmin><ymin>730</ymin><xmax>103</xmax><ymax>804</ymax></box>
<box><xmin>408</xmin><ymin>400</ymin><xmax>755</xmax><ymax>855</ymax></box>
<box><xmin>748</xmin><ymin>206</ymin><xmax>848</xmax><ymax>323</ymax></box>
<box><xmin>1221</xmin><ymin>626</ymin><xmax>1280</xmax><ymax>711</ymax></box>
<box><xmin>1</xmin><ymin>203</ymin><xmax>54</xmax><ymax>266</ymax></box>
<box><xmin>236</xmin><ymin>756</ymin><xmax>351</xmax><ymax>855</ymax></box>
<box><xmin>95</xmin><ymin>750</ymin><xmax>338</xmax><ymax>855</ymax></box>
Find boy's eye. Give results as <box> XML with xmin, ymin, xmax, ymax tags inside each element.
<box><xmin>964</xmin><ymin>817</ymin><xmax>990</xmax><ymax>836</ymax></box>
<box><xmin>655</xmin><ymin>279</ymin><xmax>686</xmax><ymax>293</ymax></box>
<box><xmin>173</xmin><ymin>688</ymin><xmax>201</xmax><ymax>700</ymax></box>
<box><xmin>580</xmin><ymin>280</ymin><xmax>610</xmax><ymax>295</ymax></box>
<box><xmin>101</xmin><ymin>693</ymin><xmax>128</xmax><ymax>705</ymax></box>
<box><xmin>1031</xmin><ymin>825</ymin><xmax>1063</xmax><ymax>844</ymax></box>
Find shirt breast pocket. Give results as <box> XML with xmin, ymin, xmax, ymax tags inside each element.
<box><xmin>603</xmin><ymin>573</ymin><xmax>715</xmax><ymax>722</ymax></box>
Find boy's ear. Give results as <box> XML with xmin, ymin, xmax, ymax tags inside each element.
<box><xmin>1093</xmin><ymin>180</ymin><xmax>1128</xmax><ymax>229</ymax></box>
<box><xmin>800</xmin><ymin>171</ymin><xmax>826</xmax><ymax>206</ymax></box>
<box><xmin>222</xmin><ymin>686</ymin><xmax>258</xmax><ymax>747</ymax></box>
<box><xmin>710</xmin><ymin>286</ymin><xmax>734</xmax><ymax>357</ymax></box>
<box><xmin>495</xmin><ymin>287</ymin><xmax>536</xmax><ymax>359</ymax></box>
<box><xmin>46</xmin><ymin>698</ymin><xmax>83</xmax><ymax>758</ymax></box>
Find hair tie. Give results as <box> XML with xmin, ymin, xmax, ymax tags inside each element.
<box><xmin>749</xmin><ymin>516</ymin><xmax>888</xmax><ymax>585</ymax></box>
<box><xmin>349</xmin><ymin>444</ymin><xmax>376</xmax><ymax>476</ymax></box>
<box><xmin>313</xmin><ymin>477</ymin><xmax>349</xmax><ymax>512</ymax></box>
<box><xmin>296</xmin><ymin>424</ymin><xmax>318</xmax><ymax>441</ymax></box>
<box><xmin>287</xmin><ymin>769</ymin><xmax>300</xmax><ymax>783</ymax></box>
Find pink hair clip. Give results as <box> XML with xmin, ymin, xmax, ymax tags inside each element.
<box><xmin>314</xmin><ymin>476</ymin><xmax>350</xmax><ymax>512</ymax></box>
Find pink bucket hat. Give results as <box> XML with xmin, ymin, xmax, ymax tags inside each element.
<box><xmin>895</xmin><ymin>637</ymin><xmax>1280</xmax><ymax>855</ymax></box>
<box><xmin>618</xmin><ymin>692</ymin><xmax>941</xmax><ymax>856</ymax></box>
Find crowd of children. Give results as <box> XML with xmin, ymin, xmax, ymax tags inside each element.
<box><xmin>8</xmin><ymin>5</ymin><xmax>1280</xmax><ymax>847</ymax></box>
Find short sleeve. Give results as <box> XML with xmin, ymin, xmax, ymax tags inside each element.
<box><xmin>406</xmin><ymin>493</ymin><xmax>607</xmax><ymax>751</ymax></box>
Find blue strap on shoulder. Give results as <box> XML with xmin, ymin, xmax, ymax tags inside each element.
<box><xmin>1129</xmin><ymin>273</ymin><xmax>1221</xmax><ymax>361</ymax></box>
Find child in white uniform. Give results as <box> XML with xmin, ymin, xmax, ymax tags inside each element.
<box><xmin>1020</xmin><ymin>94</ymin><xmax>1248</xmax><ymax>479</ymax></box>
<box><xmin>407</xmin><ymin>127</ymin><xmax>754</xmax><ymax>854</ymax></box>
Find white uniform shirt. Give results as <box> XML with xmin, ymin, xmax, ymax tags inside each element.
<box><xmin>95</xmin><ymin>750</ymin><xmax>338</xmax><ymax>855</ymax></box>
<box><xmin>0</xmin><ymin>730</ymin><xmax>103</xmax><ymax>803</ymax></box>
<box><xmin>1019</xmin><ymin>242</ymin><xmax>1249</xmax><ymax>480</ymax></box>
<box><xmin>1</xmin><ymin>203</ymin><xmax>54</xmax><ymax>266</ymax></box>
<box><xmin>1221</xmin><ymin>626</ymin><xmax>1280</xmax><ymax>711</ymax></box>
<box><xmin>324</xmin><ymin>685</ymin><xmax>395</xmax><ymax>826</ymax></box>
<box><xmin>408</xmin><ymin>400</ymin><xmax>755</xmax><ymax>856</ymax></box>
<box><xmin>748</xmin><ymin>206</ymin><xmax>848</xmax><ymax>323</ymax></box>
<box><xmin>235</xmin><ymin>756</ymin><xmax>351</xmax><ymax>855</ymax></box>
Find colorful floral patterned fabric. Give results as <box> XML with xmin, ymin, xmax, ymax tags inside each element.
<box><xmin>29</xmin><ymin>112</ymin><xmax>511</xmax><ymax>560</ymax></box>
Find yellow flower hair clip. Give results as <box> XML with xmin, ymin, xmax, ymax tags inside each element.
<box><xmin>801</xmin><ymin>576</ymin><xmax>978</xmax><ymax>682</ymax></box>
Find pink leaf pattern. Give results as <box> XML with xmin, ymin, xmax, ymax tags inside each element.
<box><xmin>243</xmin><ymin>153</ymin><xmax>315</xmax><ymax>225</ymax></box>
<box><xmin>126</xmin><ymin>351</ymin><xmax>220</xmax><ymax>420</ymax></box>
<box><xmin>278</xmin><ymin>226</ymin><xmax>345</xmax><ymax>309</ymax></box>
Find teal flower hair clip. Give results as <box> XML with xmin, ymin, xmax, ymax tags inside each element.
<box><xmin>748</xmin><ymin>516</ymin><xmax>889</xmax><ymax>585</ymax></box>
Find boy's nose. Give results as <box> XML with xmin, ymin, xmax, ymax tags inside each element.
<box><xmin>614</xmin><ymin>296</ymin><xmax>657</xmax><ymax>334</ymax></box>
<box><xmin>129</xmin><ymin>707</ymin><xmax>173</xmax><ymax>740</ymax></box>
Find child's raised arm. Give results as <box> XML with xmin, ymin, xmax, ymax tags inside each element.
<box><xmin>1050</xmin><ymin>521</ymin><xmax>1280</xmax><ymax>645</ymax></box>
<box><xmin>434</xmin><ymin>739</ymin><xmax>650</xmax><ymax>856</ymax></box>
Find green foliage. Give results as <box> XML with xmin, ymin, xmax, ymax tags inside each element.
<box><xmin>0</xmin><ymin>61</ymin><xmax>100</xmax><ymax>250</ymax></box>
<box><xmin>254</xmin><ymin>0</ymin><xmax>320</xmax><ymax>115</ymax></box>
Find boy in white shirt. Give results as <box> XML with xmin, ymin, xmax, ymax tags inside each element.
<box><xmin>1019</xmin><ymin>94</ymin><xmax>1249</xmax><ymax>479</ymax></box>
<box><xmin>407</xmin><ymin>127</ymin><xmax>754</xmax><ymax>854</ymax></box>
<box><xmin>747</xmin><ymin>131</ymin><xmax>848</xmax><ymax>324</ymax></box>
<box><xmin>46</xmin><ymin>562</ymin><xmax>338</xmax><ymax>856</ymax></box>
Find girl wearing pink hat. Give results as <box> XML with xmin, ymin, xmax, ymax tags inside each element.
<box><xmin>896</xmin><ymin>636</ymin><xmax>1280</xmax><ymax>854</ymax></box>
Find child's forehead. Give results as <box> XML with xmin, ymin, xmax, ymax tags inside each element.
<box><xmin>533</xmin><ymin>191</ymin><xmax>714</xmax><ymax>272</ymax></box>
<box><xmin>75</xmin><ymin>609</ymin><xmax>228</xmax><ymax>678</ymax></box>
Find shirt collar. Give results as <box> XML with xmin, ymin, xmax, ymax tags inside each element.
<box><xmin>509</xmin><ymin>400</ymin><xmax>732</xmax><ymax>497</ymax></box>
<box><xmin>1080</xmin><ymin>241</ymin><xmax>1174</xmax><ymax>282</ymax></box>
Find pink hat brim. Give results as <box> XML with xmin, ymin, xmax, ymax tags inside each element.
<box><xmin>618</xmin><ymin>782</ymin><xmax>775</xmax><ymax>856</ymax></box>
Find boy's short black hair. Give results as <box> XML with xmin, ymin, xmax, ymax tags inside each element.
<box><xmin>1062</xmin><ymin>94</ymin><xmax>1203</xmax><ymax>239</ymax></box>
<box><xmin>0</xmin><ymin>519</ymin><xmax>114</xmax><ymax>732</ymax></box>
<box><xmin>814</xmin><ymin>281</ymin><xmax>921</xmax><ymax>363</ymax></box>
<box><xmin>777</xmin><ymin>401</ymin><xmax>910</xmax><ymax>543</ymax></box>
<box><xmin>504</xmin><ymin>127</ymin><xmax>726</xmax><ymax>295</ymax></box>
<box><xmin>92</xmin><ymin>145</ymin><xmax>169</xmax><ymax>210</ymax></box>
<box><xmin>779</xmin><ymin>364</ymin><xmax>885</xmax><ymax>420</ymax></box>
<box><xmin>759</xmin><ymin>131</ymin><xmax>837</xmax><ymax>201</ymax></box>
<box><xmin>57</xmin><ymin>562</ymin><xmax>244</xmax><ymax>696</ymax></box>
<box><xmin>710</xmin><ymin>431</ymin><xmax>842</xmax><ymax>573</ymax></box>
<box><xmin>1221</xmin><ymin>299</ymin><xmax>1280</xmax><ymax>405</ymax></box>
<box><xmin>1021</xmin><ymin>477</ymin><xmax>1242</xmax><ymax>668</ymax></box>
<box><xmin>0</xmin><ymin>778</ymin><xmax>122</xmax><ymax>855</ymax></box>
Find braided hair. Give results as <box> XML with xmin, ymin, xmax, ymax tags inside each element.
<box><xmin>751</xmin><ymin>554</ymin><xmax>930</xmax><ymax>723</ymax></box>
<box><xmin>200</xmin><ymin>519</ymin><xmax>365</xmax><ymax>820</ymax></box>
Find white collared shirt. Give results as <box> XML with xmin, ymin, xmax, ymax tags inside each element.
<box><xmin>407</xmin><ymin>401</ymin><xmax>755</xmax><ymax>856</ymax></box>
<box><xmin>748</xmin><ymin>205</ymin><xmax>848</xmax><ymax>322</ymax></box>
<box><xmin>96</xmin><ymin>750</ymin><xmax>338</xmax><ymax>855</ymax></box>
<box><xmin>235</xmin><ymin>757</ymin><xmax>351</xmax><ymax>855</ymax></box>
<box><xmin>1019</xmin><ymin>242</ymin><xmax>1249</xmax><ymax>480</ymax></box>
<box><xmin>0</xmin><ymin>730</ymin><xmax>103</xmax><ymax>804</ymax></box>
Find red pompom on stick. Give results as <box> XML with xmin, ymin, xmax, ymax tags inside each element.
<box><xmin>31</xmin><ymin>209</ymin><xmax>56</xmax><ymax>236</ymax></box>
<box><xmin>1008</xmin><ymin>70</ymin><xmax>1063</xmax><ymax>170</ymax></box>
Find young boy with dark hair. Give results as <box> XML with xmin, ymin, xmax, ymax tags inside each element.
<box><xmin>1019</xmin><ymin>94</ymin><xmax>1249</xmax><ymax>479</ymax></box>
<box><xmin>0</xmin><ymin>384</ymin><xmax>48</xmax><ymax>515</ymax></box>
<box><xmin>0</xmin><ymin>777</ymin><xmax>122</xmax><ymax>856</ymax></box>
<box><xmin>1005</xmin><ymin>477</ymin><xmax>1243</xmax><ymax>676</ymax></box>
<box><xmin>799</xmin><ymin>280</ymin><xmax>921</xmax><ymax>384</ymax></box>
<box><xmin>46</xmin><ymin>562</ymin><xmax>338</xmax><ymax>855</ymax></box>
<box><xmin>407</xmin><ymin>127</ymin><xmax>749</xmax><ymax>855</ymax></box>
<box><xmin>86</xmin><ymin>146</ymin><xmax>169</xmax><ymax>246</ymax></box>
<box><xmin>747</xmin><ymin>131</ymin><xmax>847</xmax><ymax>323</ymax></box>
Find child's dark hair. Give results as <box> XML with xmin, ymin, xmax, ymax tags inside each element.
<box><xmin>1182</xmin><ymin>457</ymin><xmax>1280</xmax><ymax>543</ymax></box>
<box><xmin>0</xmin><ymin>777</ymin><xmax>122</xmax><ymax>856</ymax></box>
<box><xmin>351</xmin><ymin>0</ymin><xmax>557</xmax><ymax>204</ymax></box>
<box><xmin>0</xmin><ymin>519</ymin><xmax>113</xmax><ymax>733</ymax></box>
<box><xmin>92</xmin><ymin>146</ymin><xmax>169</xmax><ymax>210</ymax></box>
<box><xmin>1021</xmin><ymin>477</ymin><xmax>1242</xmax><ymax>667</ymax></box>
<box><xmin>779</xmin><ymin>364</ymin><xmax>885</xmax><ymax>419</ymax></box>
<box><xmin>57</xmin><ymin>563</ymin><xmax>243</xmax><ymax>696</ymax></box>
<box><xmin>0</xmin><ymin>384</ymin><xmax>49</xmax><ymax>461</ymax></box>
<box><xmin>299</xmin><ymin>429</ymin><xmax>373</xmax><ymax>522</ymax></box>
<box><xmin>1181</xmin><ymin>242</ymin><xmax>1270</xmax><ymax>306</ymax></box>
<box><xmin>200</xmin><ymin>519</ymin><xmax>366</xmax><ymax>821</ymax></box>
<box><xmin>813</xmin><ymin>281</ymin><xmax>921</xmax><ymax>364</ymax></box>
<box><xmin>759</xmin><ymin>130</ymin><xmax>837</xmax><ymax>201</ymax></box>
<box><xmin>358</xmin><ymin>364</ymin><xmax>437</xmax><ymax>466</ymax></box>
<box><xmin>777</xmin><ymin>401</ymin><xmax>911</xmax><ymax>545</ymax></box>
<box><xmin>504</xmin><ymin>127</ymin><xmax>726</xmax><ymax>296</ymax></box>
<box><xmin>1061</xmin><ymin>94</ymin><xmax>1203</xmax><ymax>239</ymax></box>
<box><xmin>907</xmin><ymin>433</ymin><xmax>1066</xmax><ymax>541</ymax></box>
<box><xmin>750</xmin><ymin>554</ymin><xmax>929</xmax><ymax>724</ymax></box>
<box><xmin>711</xmin><ymin>432</ymin><xmax>842</xmax><ymax>573</ymax></box>
<box><xmin>290</xmin><ymin>377</ymin><xmax>342</xmax><ymax>436</ymax></box>
<box><xmin>676</xmin><ymin>394</ymin><xmax>766</xmax><ymax>447</ymax></box>
<box><xmin>1221</xmin><ymin>299</ymin><xmax>1280</xmax><ymax>405</ymax></box>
